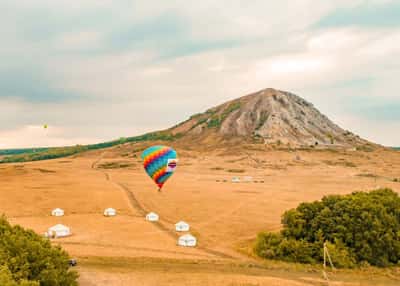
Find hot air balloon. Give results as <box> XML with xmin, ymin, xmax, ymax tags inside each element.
<box><xmin>141</xmin><ymin>145</ymin><xmax>178</xmax><ymax>191</ymax></box>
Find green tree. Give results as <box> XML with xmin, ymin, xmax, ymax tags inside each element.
<box><xmin>0</xmin><ymin>216</ymin><xmax>78</xmax><ymax>285</ymax></box>
<box><xmin>0</xmin><ymin>266</ymin><xmax>38</xmax><ymax>286</ymax></box>
<box><xmin>255</xmin><ymin>189</ymin><xmax>400</xmax><ymax>267</ymax></box>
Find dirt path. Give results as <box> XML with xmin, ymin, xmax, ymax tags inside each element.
<box><xmin>113</xmin><ymin>180</ymin><xmax>234</xmax><ymax>259</ymax></box>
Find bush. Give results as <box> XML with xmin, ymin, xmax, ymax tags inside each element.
<box><xmin>254</xmin><ymin>189</ymin><xmax>400</xmax><ymax>267</ymax></box>
<box><xmin>207</xmin><ymin>117</ymin><xmax>221</xmax><ymax>128</ymax></box>
<box><xmin>0</xmin><ymin>216</ymin><xmax>78</xmax><ymax>285</ymax></box>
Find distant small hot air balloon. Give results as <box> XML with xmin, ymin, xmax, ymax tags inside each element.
<box><xmin>141</xmin><ymin>145</ymin><xmax>178</xmax><ymax>191</ymax></box>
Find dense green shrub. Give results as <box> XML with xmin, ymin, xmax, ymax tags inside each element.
<box><xmin>0</xmin><ymin>216</ymin><xmax>78</xmax><ymax>285</ymax></box>
<box><xmin>0</xmin><ymin>266</ymin><xmax>38</xmax><ymax>286</ymax></box>
<box><xmin>254</xmin><ymin>189</ymin><xmax>400</xmax><ymax>267</ymax></box>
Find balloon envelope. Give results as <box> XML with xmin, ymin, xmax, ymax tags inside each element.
<box><xmin>141</xmin><ymin>145</ymin><xmax>178</xmax><ymax>190</ymax></box>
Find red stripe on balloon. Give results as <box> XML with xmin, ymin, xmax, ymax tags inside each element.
<box><xmin>153</xmin><ymin>169</ymin><xmax>167</xmax><ymax>183</ymax></box>
<box><xmin>144</xmin><ymin>147</ymin><xmax>170</xmax><ymax>169</ymax></box>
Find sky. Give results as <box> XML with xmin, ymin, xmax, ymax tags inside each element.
<box><xmin>0</xmin><ymin>0</ymin><xmax>399</xmax><ymax>148</ymax></box>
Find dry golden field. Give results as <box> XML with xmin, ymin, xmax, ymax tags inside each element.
<box><xmin>1</xmin><ymin>143</ymin><xmax>400</xmax><ymax>285</ymax></box>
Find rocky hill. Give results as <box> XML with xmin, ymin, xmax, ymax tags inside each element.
<box><xmin>169</xmin><ymin>88</ymin><xmax>368</xmax><ymax>148</ymax></box>
<box><xmin>0</xmin><ymin>88</ymin><xmax>373</xmax><ymax>164</ymax></box>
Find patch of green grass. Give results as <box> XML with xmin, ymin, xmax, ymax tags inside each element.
<box><xmin>206</xmin><ymin>102</ymin><xmax>241</xmax><ymax>129</ymax></box>
<box><xmin>221</xmin><ymin>102</ymin><xmax>241</xmax><ymax>120</ymax></box>
<box><xmin>189</xmin><ymin>116</ymin><xmax>208</xmax><ymax>130</ymax></box>
<box><xmin>207</xmin><ymin>116</ymin><xmax>221</xmax><ymax>128</ymax></box>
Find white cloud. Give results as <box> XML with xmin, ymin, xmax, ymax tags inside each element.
<box><xmin>0</xmin><ymin>0</ymin><xmax>399</xmax><ymax>148</ymax></box>
<box><xmin>0</xmin><ymin>125</ymin><xmax>94</xmax><ymax>148</ymax></box>
<box><xmin>54</xmin><ymin>31</ymin><xmax>103</xmax><ymax>51</ymax></box>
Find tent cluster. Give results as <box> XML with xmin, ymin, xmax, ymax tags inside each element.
<box><xmin>45</xmin><ymin>207</ymin><xmax>118</xmax><ymax>239</ymax></box>
<box><xmin>216</xmin><ymin>176</ymin><xmax>265</xmax><ymax>183</ymax></box>
<box><xmin>50</xmin><ymin>207</ymin><xmax>117</xmax><ymax>218</ymax></box>
<box><xmin>145</xmin><ymin>212</ymin><xmax>196</xmax><ymax>247</ymax></box>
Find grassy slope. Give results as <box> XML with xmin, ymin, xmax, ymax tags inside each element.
<box><xmin>0</xmin><ymin>131</ymin><xmax>181</xmax><ymax>164</ymax></box>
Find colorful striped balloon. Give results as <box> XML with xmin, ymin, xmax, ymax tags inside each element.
<box><xmin>141</xmin><ymin>145</ymin><xmax>178</xmax><ymax>191</ymax></box>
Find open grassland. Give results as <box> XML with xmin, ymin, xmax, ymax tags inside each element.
<box><xmin>1</xmin><ymin>143</ymin><xmax>400</xmax><ymax>285</ymax></box>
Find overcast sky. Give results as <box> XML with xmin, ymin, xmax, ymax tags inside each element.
<box><xmin>1</xmin><ymin>0</ymin><xmax>399</xmax><ymax>148</ymax></box>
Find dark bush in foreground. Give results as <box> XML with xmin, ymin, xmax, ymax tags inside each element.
<box><xmin>255</xmin><ymin>189</ymin><xmax>400</xmax><ymax>267</ymax></box>
<box><xmin>0</xmin><ymin>216</ymin><xmax>78</xmax><ymax>285</ymax></box>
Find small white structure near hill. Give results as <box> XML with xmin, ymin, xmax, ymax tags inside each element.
<box><xmin>51</xmin><ymin>208</ymin><xmax>64</xmax><ymax>217</ymax></box>
<box><xmin>178</xmin><ymin>234</ymin><xmax>197</xmax><ymax>247</ymax></box>
<box><xmin>46</xmin><ymin>224</ymin><xmax>71</xmax><ymax>238</ymax></box>
<box><xmin>103</xmin><ymin>208</ymin><xmax>116</xmax><ymax>217</ymax></box>
<box><xmin>175</xmin><ymin>221</ymin><xmax>190</xmax><ymax>232</ymax></box>
<box><xmin>146</xmin><ymin>212</ymin><xmax>159</xmax><ymax>222</ymax></box>
<box><xmin>232</xmin><ymin>177</ymin><xmax>240</xmax><ymax>183</ymax></box>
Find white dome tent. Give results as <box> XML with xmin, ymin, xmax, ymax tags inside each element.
<box><xmin>51</xmin><ymin>208</ymin><xmax>64</xmax><ymax>217</ymax></box>
<box><xmin>231</xmin><ymin>177</ymin><xmax>240</xmax><ymax>183</ymax></box>
<box><xmin>178</xmin><ymin>234</ymin><xmax>196</xmax><ymax>247</ymax></box>
<box><xmin>103</xmin><ymin>208</ymin><xmax>116</xmax><ymax>217</ymax></box>
<box><xmin>175</xmin><ymin>221</ymin><xmax>190</xmax><ymax>232</ymax></box>
<box><xmin>47</xmin><ymin>224</ymin><xmax>71</xmax><ymax>238</ymax></box>
<box><xmin>146</xmin><ymin>212</ymin><xmax>159</xmax><ymax>222</ymax></box>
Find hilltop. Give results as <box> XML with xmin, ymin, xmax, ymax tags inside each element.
<box><xmin>0</xmin><ymin>88</ymin><xmax>374</xmax><ymax>163</ymax></box>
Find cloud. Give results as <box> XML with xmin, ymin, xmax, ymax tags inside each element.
<box><xmin>0</xmin><ymin>125</ymin><xmax>96</xmax><ymax>149</ymax></box>
<box><xmin>0</xmin><ymin>0</ymin><xmax>399</xmax><ymax>148</ymax></box>
<box><xmin>316</xmin><ymin>0</ymin><xmax>400</xmax><ymax>28</ymax></box>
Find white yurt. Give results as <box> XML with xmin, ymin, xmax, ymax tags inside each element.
<box><xmin>47</xmin><ymin>224</ymin><xmax>71</xmax><ymax>238</ymax></box>
<box><xmin>146</xmin><ymin>212</ymin><xmax>159</xmax><ymax>222</ymax></box>
<box><xmin>175</xmin><ymin>221</ymin><xmax>190</xmax><ymax>232</ymax></box>
<box><xmin>232</xmin><ymin>176</ymin><xmax>240</xmax><ymax>183</ymax></box>
<box><xmin>51</xmin><ymin>208</ymin><xmax>64</xmax><ymax>217</ymax></box>
<box><xmin>103</xmin><ymin>208</ymin><xmax>116</xmax><ymax>217</ymax></box>
<box><xmin>178</xmin><ymin>234</ymin><xmax>197</xmax><ymax>247</ymax></box>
